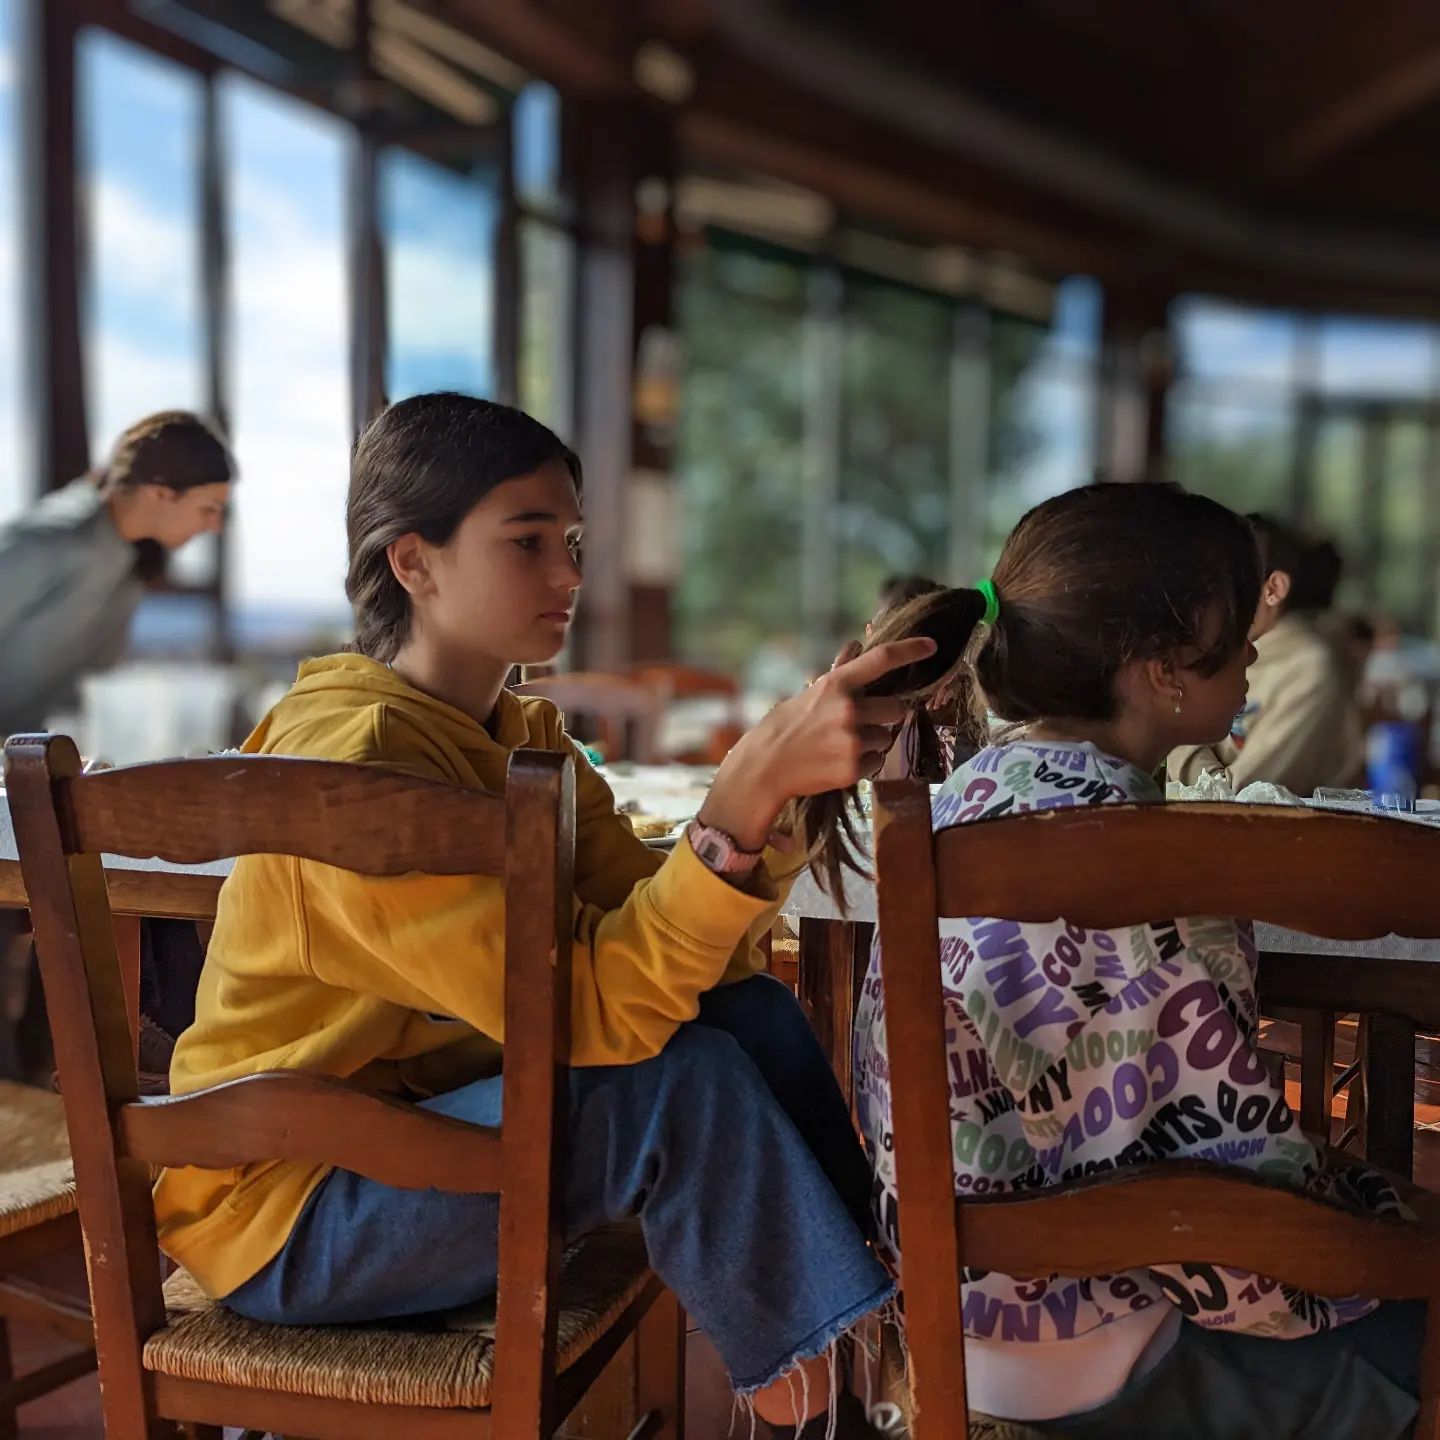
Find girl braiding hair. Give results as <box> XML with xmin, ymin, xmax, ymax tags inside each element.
<box><xmin>790</xmin><ymin>482</ymin><xmax>1262</xmax><ymax>901</ymax></box>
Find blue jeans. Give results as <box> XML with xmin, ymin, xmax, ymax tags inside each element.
<box><xmin>227</xmin><ymin>975</ymin><xmax>895</xmax><ymax>1392</ymax></box>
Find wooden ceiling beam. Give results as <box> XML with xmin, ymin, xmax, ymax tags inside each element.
<box><xmin>440</xmin><ymin>0</ymin><xmax>629</xmax><ymax>94</ymax></box>
<box><xmin>1247</xmin><ymin>3</ymin><xmax>1440</xmax><ymax>182</ymax></box>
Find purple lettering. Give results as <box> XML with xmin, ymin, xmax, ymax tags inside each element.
<box><xmin>1114</xmin><ymin>1062</ymin><xmax>1146</xmax><ymax>1120</ymax></box>
<box><xmin>1013</xmin><ymin>986</ymin><xmax>1081</xmax><ymax>1040</ymax></box>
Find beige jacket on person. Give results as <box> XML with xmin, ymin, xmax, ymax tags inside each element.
<box><xmin>1168</xmin><ymin>612</ymin><xmax>1363</xmax><ymax>796</ymax></box>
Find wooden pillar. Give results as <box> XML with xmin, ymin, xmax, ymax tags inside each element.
<box><xmin>1097</xmin><ymin>289</ymin><xmax>1172</xmax><ymax>483</ymax></box>
<box><xmin>20</xmin><ymin>0</ymin><xmax>89</xmax><ymax>491</ymax></box>
<box><xmin>493</xmin><ymin>107</ymin><xmax>520</xmax><ymax>408</ymax></box>
<box><xmin>571</xmin><ymin>97</ymin><xmax>677</xmax><ymax>668</ymax></box>
<box><xmin>347</xmin><ymin>0</ymin><xmax>387</xmax><ymax>438</ymax></box>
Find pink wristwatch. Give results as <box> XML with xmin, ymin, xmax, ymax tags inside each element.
<box><xmin>687</xmin><ymin>822</ymin><xmax>762</xmax><ymax>876</ymax></box>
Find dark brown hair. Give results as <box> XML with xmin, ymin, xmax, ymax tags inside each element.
<box><xmin>794</xmin><ymin>482</ymin><xmax>1262</xmax><ymax>901</ymax></box>
<box><xmin>100</xmin><ymin>410</ymin><xmax>234</xmax><ymax>493</ymax></box>
<box><xmin>346</xmin><ymin>392</ymin><xmax>581</xmax><ymax>662</ymax></box>
<box><xmin>878</xmin><ymin>573</ymin><xmax>943</xmax><ymax>614</ymax></box>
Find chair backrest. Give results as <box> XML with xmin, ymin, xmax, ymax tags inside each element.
<box><xmin>512</xmin><ymin>672</ymin><xmax>664</xmax><ymax>763</ymax></box>
<box><xmin>871</xmin><ymin>781</ymin><xmax>1440</xmax><ymax>1440</ymax></box>
<box><xmin>4</xmin><ymin>734</ymin><xmax>576</xmax><ymax>1439</ymax></box>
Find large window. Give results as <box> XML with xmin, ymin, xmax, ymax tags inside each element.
<box><xmin>222</xmin><ymin>73</ymin><xmax>352</xmax><ymax>648</ymax></box>
<box><xmin>0</xmin><ymin>0</ymin><xmax>25</xmax><ymax>524</ymax></box>
<box><xmin>675</xmin><ymin>230</ymin><xmax>1098</xmax><ymax>676</ymax></box>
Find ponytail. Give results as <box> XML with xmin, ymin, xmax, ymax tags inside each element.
<box><xmin>789</xmin><ymin>586</ymin><xmax>990</xmax><ymax>905</ymax></box>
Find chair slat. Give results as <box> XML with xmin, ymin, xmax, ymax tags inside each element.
<box><xmin>63</xmin><ymin>756</ymin><xmax>507</xmax><ymax>876</ymax></box>
<box><xmin>959</xmin><ymin>1161</ymin><xmax>1440</xmax><ymax>1298</ymax></box>
<box><xmin>935</xmin><ymin>802</ymin><xmax>1440</xmax><ymax>939</ymax></box>
<box><xmin>117</xmin><ymin>1074</ymin><xmax>502</xmax><ymax>1193</ymax></box>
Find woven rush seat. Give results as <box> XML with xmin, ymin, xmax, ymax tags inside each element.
<box><xmin>967</xmin><ymin>1419</ymin><xmax>1046</xmax><ymax>1440</ymax></box>
<box><xmin>0</xmin><ymin>1078</ymin><xmax>76</xmax><ymax>1239</ymax></box>
<box><xmin>145</xmin><ymin>1222</ymin><xmax>652</xmax><ymax>1409</ymax></box>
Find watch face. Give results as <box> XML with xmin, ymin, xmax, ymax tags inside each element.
<box><xmin>696</xmin><ymin>836</ymin><xmax>726</xmax><ymax>866</ymax></box>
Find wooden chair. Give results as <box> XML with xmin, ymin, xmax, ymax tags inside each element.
<box><xmin>4</xmin><ymin>734</ymin><xmax>684</xmax><ymax>1440</ymax></box>
<box><xmin>872</xmin><ymin>786</ymin><xmax>1440</xmax><ymax>1440</ymax></box>
<box><xmin>512</xmin><ymin>673</ymin><xmax>665</xmax><ymax>764</ymax></box>
<box><xmin>628</xmin><ymin>666</ymin><xmax>745</xmax><ymax>765</ymax></box>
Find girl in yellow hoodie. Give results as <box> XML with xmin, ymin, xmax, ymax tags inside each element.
<box><xmin>155</xmin><ymin>392</ymin><xmax>931</xmax><ymax>1439</ymax></box>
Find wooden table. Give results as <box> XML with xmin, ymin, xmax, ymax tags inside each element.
<box><xmin>780</xmin><ymin>861</ymin><xmax>1440</xmax><ymax>1180</ymax></box>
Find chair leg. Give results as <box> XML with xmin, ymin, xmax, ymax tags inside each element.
<box><xmin>634</xmin><ymin>1288</ymin><xmax>685</xmax><ymax>1440</ymax></box>
<box><xmin>0</xmin><ymin>1317</ymin><xmax>16</xmax><ymax>1440</ymax></box>
<box><xmin>1299</xmin><ymin>1009</ymin><xmax>1336</xmax><ymax>1138</ymax></box>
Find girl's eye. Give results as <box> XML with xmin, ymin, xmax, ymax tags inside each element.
<box><xmin>512</xmin><ymin>536</ymin><xmax>541</xmax><ymax>552</ymax></box>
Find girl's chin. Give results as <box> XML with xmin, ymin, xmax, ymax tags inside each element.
<box><xmin>512</xmin><ymin>635</ymin><xmax>569</xmax><ymax>667</ymax></box>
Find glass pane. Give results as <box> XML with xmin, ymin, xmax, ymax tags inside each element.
<box><xmin>838</xmin><ymin>278</ymin><xmax>950</xmax><ymax>630</ymax></box>
<box><xmin>1374</xmin><ymin>420</ymin><xmax>1430</xmax><ymax>633</ymax></box>
<box><xmin>1167</xmin><ymin>389</ymin><xmax>1295</xmax><ymax>517</ymax></box>
<box><xmin>1046</xmin><ymin>275</ymin><xmax>1102</xmax><ymax>361</ymax></box>
<box><xmin>0</xmin><ymin>0</ymin><xmax>25</xmax><ymax>524</ymax></box>
<box><xmin>519</xmin><ymin>217</ymin><xmax>575</xmax><ymax>437</ymax></box>
<box><xmin>513</xmin><ymin>82</ymin><xmax>562</xmax><ymax>214</ymax></box>
<box><xmin>1173</xmin><ymin>297</ymin><xmax>1298</xmax><ymax>387</ymax></box>
<box><xmin>1309</xmin><ymin>413</ymin><xmax>1365</xmax><ymax>538</ymax></box>
<box><xmin>986</xmin><ymin>315</ymin><xmax>1097</xmax><ymax>562</ymax></box>
<box><xmin>1380</xmin><ymin>420</ymin><xmax>1428</xmax><ymax>547</ymax></box>
<box><xmin>1319</xmin><ymin>317</ymin><xmax>1438</xmax><ymax>399</ymax></box>
<box><xmin>222</xmin><ymin>74</ymin><xmax>352</xmax><ymax>648</ymax></box>
<box><xmin>79</xmin><ymin>29</ymin><xmax>206</xmax><ymax>462</ymax></box>
<box><xmin>674</xmin><ymin>243</ymin><xmax>807</xmax><ymax>687</ymax></box>
<box><xmin>78</xmin><ymin>28</ymin><xmax>206</xmax><ymax>464</ymax></box>
<box><xmin>383</xmin><ymin>149</ymin><xmax>497</xmax><ymax>400</ymax></box>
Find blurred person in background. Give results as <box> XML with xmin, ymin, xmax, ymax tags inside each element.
<box><xmin>0</xmin><ymin>409</ymin><xmax>235</xmax><ymax>742</ymax></box>
<box><xmin>1169</xmin><ymin>515</ymin><xmax>1362</xmax><ymax>795</ymax></box>
<box><xmin>0</xmin><ymin>410</ymin><xmax>234</xmax><ymax>1087</ymax></box>
<box><xmin>875</xmin><ymin>572</ymin><xmax>942</xmax><ymax>620</ymax></box>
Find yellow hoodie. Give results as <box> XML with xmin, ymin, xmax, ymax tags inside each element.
<box><xmin>154</xmin><ymin>654</ymin><xmax>788</xmax><ymax>1297</ymax></box>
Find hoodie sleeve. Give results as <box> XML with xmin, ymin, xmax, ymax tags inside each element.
<box><xmin>545</xmin><ymin>706</ymin><xmax>790</xmax><ymax>986</ymax></box>
<box><xmin>299</xmin><ymin>835</ymin><xmax>783</xmax><ymax>1065</ymax></box>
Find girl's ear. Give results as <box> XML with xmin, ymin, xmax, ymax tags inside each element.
<box><xmin>1261</xmin><ymin>569</ymin><xmax>1291</xmax><ymax>611</ymax></box>
<box><xmin>387</xmin><ymin>533</ymin><xmax>434</xmax><ymax>599</ymax></box>
<box><xmin>1138</xmin><ymin>654</ymin><xmax>1179</xmax><ymax>704</ymax></box>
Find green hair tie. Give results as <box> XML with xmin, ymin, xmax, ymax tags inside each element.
<box><xmin>977</xmin><ymin>578</ymin><xmax>1001</xmax><ymax>627</ymax></box>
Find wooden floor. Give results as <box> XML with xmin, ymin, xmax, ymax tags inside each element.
<box><xmin>14</xmin><ymin>1016</ymin><xmax>1440</xmax><ymax>1439</ymax></box>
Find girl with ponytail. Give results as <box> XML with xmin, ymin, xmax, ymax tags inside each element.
<box><xmin>843</xmin><ymin>483</ymin><xmax>1423</xmax><ymax>1439</ymax></box>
